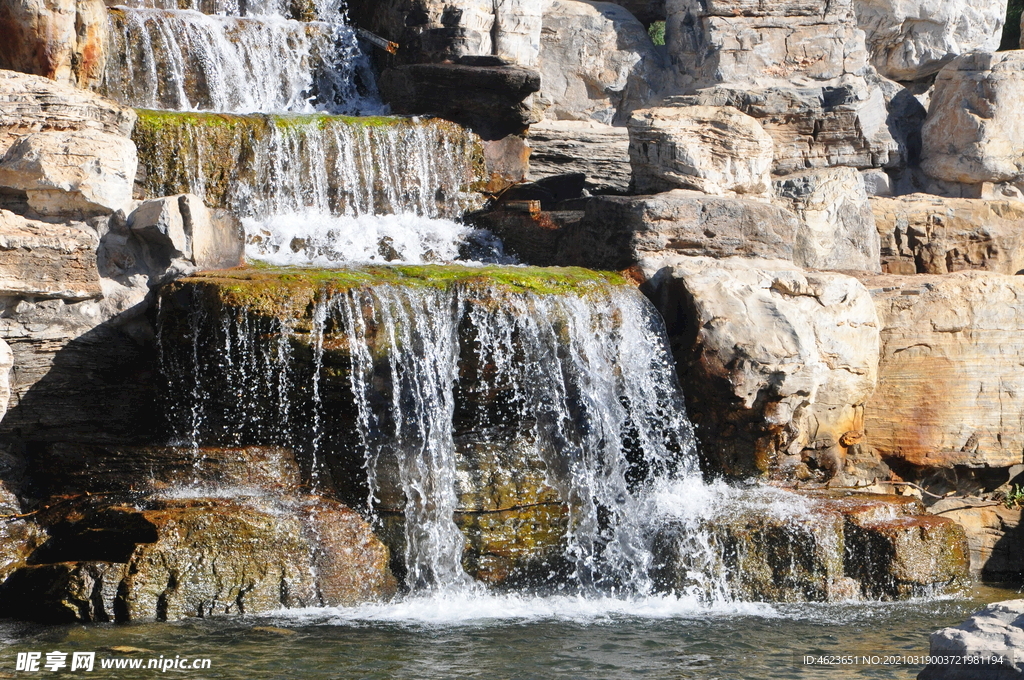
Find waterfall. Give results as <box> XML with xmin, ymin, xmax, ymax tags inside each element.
<box><xmin>156</xmin><ymin>271</ymin><xmax>701</xmax><ymax>595</ymax></box>
<box><xmin>104</xmin><ymin>8</ymin><xmax>362</xmax><ymax>113</ymax></box>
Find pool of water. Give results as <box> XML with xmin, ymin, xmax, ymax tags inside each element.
<box><xmin>0</xmin><ymin>585</ymin><xmax>1018</xmax><ymax>679</ymax></box>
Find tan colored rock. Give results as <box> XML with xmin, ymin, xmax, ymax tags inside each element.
<box><xmin>527</xmin><ymin>120</ymin><xmax>632</xmax><ymax>193</ymax></box>
<box><xmin>859</xmin><ymin>272</ymin><xmax>1024</xmax><ymax>469</ymax></box>
<box><xmin>128</xmin><ymin>194</ymin><xmax>244</xmax><ymax>270</ymax></box>
<box><xmin>494</xmin><ymin>0</ymin><xmax>543</xmax><ymax>67</ymax></box>
<box><xmin>774</xmin><ymin>166</ymin><xmax>881</xmax><ymax>273</ymax></box>
<box><xmin>854</xmin><ymin>0</ymin><xmax>1006</xmax><ymax>81</ymax></box>
<box><xmin>929</xmin><ymin>500</ymin><xmax>1023</xmax><ymax>579</ymax></box>
<box><xmin>644</xmin><ymin>256</ymin><xmax>879</xmax><ymax>476</ymax></box>
<box><xmin>0</xmin><ymin>0</ymin><xmax>108</xmax><ymax>89</ymax></box>
<box><xmin>0</xmin><ymin>70</ymin><xmax>136</xmax><ymax>157</ymax></box>
<box><xmin>536</xmin><ymin>0</ymin><xmax>662</xmax><ymax>124</ymax></box>
<box><xmin>0</xmin><ymin>339</ymin><xmax>11</xmax><ymax>424</ymax></box>
<box><xmin>922</xmin><ymin>52</ymin><xmax>1024</xmax><ymax>186</ymax></box>
<box><xmin>628</xmin><ymin>106</ymin><xmax>774</xmax><ymax>197</ymax></box>
<box><xmin>0</xmin><ymin>209</ymin><xmax>101</xmax><ymax>299</ymax></box>
<box><xmin>0</xmin><ymin>130</ymin><xmax>137</xmax><ymax>217</ymax></box>
<box><xmin>872</xmin><ymin>194</ymin><xmax>1024</xmax><ymax>275</ymax></box>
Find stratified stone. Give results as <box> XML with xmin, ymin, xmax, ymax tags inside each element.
<box><xmin>644</xmin><ymin>257</ymin><xmax>879</xmax><ymax>477</ymax></box>
<box><xmin>0</xmin><ymin>209</ymin><xmax>101</xmax><ymax>299</ymax></box>
<box><xmin>857</xmin><ymin>272</ymin><xmax>1024</xmax><ymax>469</ymax></box>
<box><xmin>0</xmin><ymin>70</ymin><xmax>136</xmax><ymax>157</ymax></box>
<box><xmin>557</xmin><ymin>190</ymin><xmax>799</xmax><ymax>270</ymax></box>
<box><xmin>929</xmin><ymin>500</ymin><xmax>1023</xmax><ymax>580</ymax></box>
<box><xmin>527</xmin><ymin>120</ymin><xmax>632</xmax><ymax>193</ymax></box>
<box><xmin>854</xmin><ymin>0</ymin><xmax>1006</xmax><ymax>81</ymax></box>
<box><xmin>536</xmin><ymin>0</ymin><xmax>662</xmax><ymax>124</ymax></box>
<box><xmin>872</xmin><ymin>194</ymin><xmax>1024</xmax><ymax>275</ymax></box>
<box><xmin>0</xmin><ymin>130</ymin><xmax>137</xmax><ymax>217</ymax></box>
<box><xmin>0</xmin><ymin>0</ymin><xmax>108</xmax><ymax>89</ymax></box>
<box><xmin>922</xmin><ymin>52</ymin><xmax>1024</xmax><ymax>186</ymax></box>
<box><xmin>628</xmin><ymin>106</ymin><xmax>775</xmax><ymax>197</ymax></box>
<box><xmin>773</xmin><ymin>167</ymin><xmax>881</xmax><ymax>273</ymax></box>
<box><xmin>919</xmin><ymin>600</ymin><xmax>1024</xmax><ymax>679</ymax></box>
<box><xmin>0</xmin><ymin>339</ymin><xmax>11</xmax><ymax>424</ymax></box>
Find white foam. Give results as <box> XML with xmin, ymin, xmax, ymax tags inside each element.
<box><xmin>651</xmin><ymin>477</ymin><xmax>816</xmax><ymax>523</ymax></box>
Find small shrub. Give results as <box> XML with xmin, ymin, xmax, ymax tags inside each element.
<box><xmin>649</xmin><ymin>21</ymin><xmax>665</xmax><ymax>46</ymax></box>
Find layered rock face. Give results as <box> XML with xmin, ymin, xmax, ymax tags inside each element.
<box><xmin>0</xmin><ymin>0</ymin><xmax>108</xmax><ymax>89</ymax></box>
<box><xmin>854</xmin><ymin>0</ymin><xmax>1006</xmax><ymax>81</ymax></box>
<box><xmin>527</xmin><ymin>120</ymin><xmax>632</xmax><ymax>193</ymax></box>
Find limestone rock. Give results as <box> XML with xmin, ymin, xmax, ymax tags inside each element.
<box><xmin>854</xmin><ymin>0</ymin><xmax>1006</xmax><ymax>81</ymax></box>
<box><xmin>0</xmin><ymin>130</ymin><xmax>137</xmax><ymax>217</ymax></box>
<box><xmin>628</xmin><ymin>106</ymin><xmax>774</xmax><ymax>197</ymax></box>
<box><xmin>858</xmin><ymin>272</ymin><xmax>1024</xmax><ymax>469</ymax></box>
<box><xmin>536</xmin><ymin>0</ymin><xmax>662</xmax><ymax>124</ymax></box>
<box><xmin>665</xmin><ymin>0</ymin><xmax>869</xmax><ymax>89</ymax></box>
<box><xmin>669</xmin><ymin>78</ymin><xmax>898</xmax><ymax>174</ymax></box>
<box><xmin>919</xmin><ymin>600</ymin><xmax>1024</xmax><ymax>679</ymax></box>
<box><xmin>773</xmin><ymin>167</ymin><xmax>881</xmax><ymax>273</ymax></box>
<box><xmin>129</xmin><ymin>194</ymin><xmax>243</xmax><ymax>271</ymax></box>
<box><xmin>0</xmin><ymin>339</ymin><xmax>10</xmax><ymax>424</ymax></box>
<box><xmin>922</xmin><ymin>52</ymin><xmax>1024</xmax><ymax>186</ymax></box>
<box><xmin>643</xmin><ymin>257</ymin><xmax>879</xmax><ymax>477</ymax></box>
<box><xmin>872</xmin><ymin>194</ymin><xmax>1024</xmax><ymax>275</ymax></box>
<box><xmin>493</xmin><ymin>0</ymin><xmax>543</xmax><ymax>67</ymax></box>
<box><xmin>929</xmin><ymin>500</ymin><xmax>1023</xmax><ymax>580</ymax></box>
<box><xmin>0</xmin><ymin>0</ymin><xmax>108</xmax><ymax>89</ymax></box>
<box><xmin>0</xmin><ymin>70</ymin><xmax>136</xmax><ymax>157</ymax></box>
<box><xmin>0</xmin><ymin>209</ymin><xmax>102</xmax><ymax>299</ymax></box>
<box><xmin>527</xmin><ymin>120</ymin><xmax>632</xmax><ymax>193</ymax></box>
<box><xmin>557</xmin><ymin>190</ymin><xmax>799</xmax><ymax>270</ymax></box>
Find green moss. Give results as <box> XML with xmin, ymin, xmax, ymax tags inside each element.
<box><xmin>648</xmin><ymin>21</ymin><xmax>666</xmax><ymax>46</ymax></box>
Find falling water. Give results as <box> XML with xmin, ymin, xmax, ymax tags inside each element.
<box><xmin>110</xmin><ymin>0</ymin><xmax>345</xmax><ymax>19</ymax></box>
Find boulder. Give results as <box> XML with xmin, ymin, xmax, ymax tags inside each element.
<box><xmin>773</xmin><ymin>166</ymin><xmax>881</xmax><ymax>273</ymax></box>
<box><xmin>0</xmin><ymin>209</ymin><xmax>102</xmax><ymax>299</ymax></box>
<box><xmin>0</xmin><ymin>70</ymin><xmax>136</xmax><ymax>157</ymax></box>
<box><xmin>536</xmin><ymin>0</ymin><xmax>663</xmax><ymax>124</ymax></box>
<box><xmin>857</xmin><ymin>272</ymin><xmax>1024</xmax><ymax>470</ymax></box>
<box><xmin>919</xmin><ymin>600</ymin><xmax>1024</xmax><ymax>679</ymax></box>
<box><xmin>128</xmin><ymin>194</ymin><xmax>243</xmax><ymax>271</ymax></box>
<box><xmin>557</xmin><ymin>190</ymin><xmax>799</xmax><ymax>270</ymax></box>
<box><xmin>669</xmin><ymin>78</ymin><xmax>898</xmax><ymax>174</ymax></box>
<box><xmin>665</xmin><ymin>0</ymin><xmax>869</xmax><ymax>89</ymax></box>
<box><xmin>527</xmin><ymin>120</ymin><xmax>632</xmax><ymax>193</ymax></box>
<box><xmin>0</xmin><ymin>130</ymin><xmax>137</xmax><ymax>217</ymax></box>
<box><xmin>0</xmin><ymin>0</ymin><xmax>108</xmax><ymax>89</ymax></box>
<box><xmin>628</xmin><ymin>106</ymin><xmax>774</xmax><ymax>197</ymax></box>
<box><xmin>642</xmin><ymin>257</ymin><xmax>879</xmax><ymax>477</ymax></box>
<box><xmin>921</xmin><ymin>52</ymin><xmax>1024</xmax><ymax>187</ymax></box>
<box><xmin>872</xmin><ymin>194</ymin><xmax>1024</xmax><ymax>275</ymax></box>
<box><xmin>929</xmin><ymin>500</ymin><xmax>1023</xmax><ymax>580</ymax></box>
<box><xmin>854</xmin><ymin>0</ymin><xmax>1006</xmax><ymax>81</ymax></box>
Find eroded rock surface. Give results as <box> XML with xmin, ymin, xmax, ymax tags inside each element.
<box><xmin>527</xmin><ymin>120</ymin><xmax>632</xmax><ymax>193</ymax></box>
<box><xmin>0</xmin><ymin>210</ymin><xmax>102</xmax><ymax>299</ymax></box>
<box><xmin>0</xmin><ymin>0</ymin><xmax>108</xmax><ymax>89</ymax></box>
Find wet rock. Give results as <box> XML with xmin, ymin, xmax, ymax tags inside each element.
<box><xmin>872</xmin><ymin>194</ymin><xmax>1024</xmax><ymax>275</ymax></box>
<box><xmin>527</xmin><ymin>120</ymin><xmax>632</xmax><ymax>194</ymax></box>
<box><xmin>556</xmin><ymin>190</ymin><xmax>798</xmax><ymax>270</ymax></box>
<box><xmin>628</xmin><ymin>106</ymin><xmax>774</xmax><ymax>197</ymax></box>
<box><xmin>0</xmin><ymin>70</ymin><xmax>136</xmax><ymax>157</ymax></box>
<box><xmin>919</xmin><ymin>600</ymin><xmax>1024</xmax><ymax>679</ymax></box>
<box><xmin>929</xmin><ymin>500</ymin><xmax>1023</xmax><ymax>580</ymax></box>
<box><xmin>855</xmin><ymin>0</ymin><xmax>1006</xmax><ymax>81</ymax></box>
<box><xmin>536</xmin><ymin>0</ymin><xmax>662</xmax><ymax>124</ymax></box>
<box><xmin>0</xmin><ymin>209</ymin><xmax>102</xmax><ymax>300</ymax></box>
<box><xmin>643</xmin><ymin>257</ymin><xmax>879</xmax><ymax>477</ymax></box>
<box><xmin>0</xmin><ymin>0</ymin><xmax>108</xmax><ymax>89</ymax></box>
<box><xmin>856</xmin><ymin>272</ymin><xmax>1024</xmax><ymax>470</ymax></box>
<box><xmin>922</xmin><ymin>53</ymin><xmax>1024</xmax><ymax>187</ymax></box>
<box><xmin>0</xmin><ymin>130</ymin><xmax>137</xmax><ymax>217</ymax></box>
<box><xmin>773</xmin><ymin>166</ymin><xmax>881</xmax><ymax>273</ymax></box>
<box><xmin>471</xmin><ymin>209</ymin><xmax>583</xmax><ymax>267</ymax></box>
<box><xmin>0</xmin><ymin>562</ymin><xmax>128</xmax><ymax>624</ymax></box>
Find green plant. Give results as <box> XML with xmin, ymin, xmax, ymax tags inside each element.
<box><xmin>1000</xmin><ymin>0</ymin><xmax>1023</xmax><ymax>51</ymax></box>
<box><xmin>1004</xmin><ymin>484</ymin><xmax>1024</xmax><ymax>508</ymax></box>
<box><xmin>648</xmin><ymin>21</ymin><xmax>665</xmax><ymax>47</ymax></box>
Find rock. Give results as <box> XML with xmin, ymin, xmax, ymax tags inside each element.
<box><xmin>0</xmin><ymin>130</ymin><xmax>138</xmax><ymax>217</ymax></box>
<box><xmin>557</xmin><ymin>190</ymin><xmax>799</xmax><ymax>270</ymax></box>
<box><xmin>918</xmin><ymin>600</ymin><xmax>1024</xmax><ymax>679</ymax></box>
<box><xmin>669</xmin><ymin>78</ymin><xmax>898</xmax><ymax>174</ymax></box>
<box><xmin>493</xmin><ymin>0</ymin><xmax>543</xmax><ymax>67</ymax></box>
<box><xmin>628</xmin><ymin>105</ymin><xmax>774</xmax><ymax>197</ymax></box>
<box><xmin>607</xmin><ymin>0</ymin><xmax>665</xmax><ymax>25</ymax></box>
<box><xmin>921</xmin><ymin>52</ymin><xmax>1024</xmax><ymax>187</ymax></box>
<box><xmin>127</xmin><ymin>194</ymin><xmax>244</xmax><ymax>272</ymax></box>
<box><xmin>929</xmin><ymin>500</ymin><xmax>1023</xmax><ymax>580</ymax></box>
<box><xmin>377</xmin><ymin>62</ymin><xmax>540</xmax><ymax>139</ymax></box>
<box><xmin>665</xmin><ymin>0</ymin><xmax>869</xmax><ymax>89</ymax></box>
<box><xmin>773</xmin><ymin>167</ymin><xmax>881</xmax><ymax>273</ymax></box>
<box><xmin>0</xmin><ymin>496</ymin><xmax>397</xmax><ymax>623</ymax></box>
<box><xmin>471</xmin><ymin>209</ymin><xmax>584</xmax><ymax>267</ymax></box>
<box><xmin>0</xmin><ymin>339</ymin><xmax>11</xmax><ymax>424</ymax></box>
<box><xmin>0</xmin><ymin>70</ymin><xmax>136</xmax><ymax>157</ymax></box>
<box><xmin>861</xmin><ymin>169</ymin><xmax>893</xmax><ymax>197</ymax></box>
<box><xmin>129</xmin><ymin>196</ymin><xmax>189</xmax><ymax>261</ymax></box>
<box><xmin>0</xmin><ymin>0</ymin><xmax>108</xmax><ymax>89</ymax></box>
<box><xmin>872</xmin><ymin>194</ymin><xmax>1024</xmax><ymax>275</ymax></box>
<box><xmin>854</xmin><ymin>0</ymin><xmax>1006</xmax><ymax>81</ymax></box>
<box><xmin>0</xmin><ymin>209</ymin><xmax>102</xmax><ymax>300</ymax></box>
<box><xmin>642</xmin><ymin>257</ymin><xmax>879</xmax><ymax>477</ymax></box>
<box><xmin>527</xmin><ymin>120</ymin><xmax>632</xmax><ymax>193</ymax></box>
<box><xmin>536</xmin><ymin>0</ymin><xmax>663</xmax><ymax>124</ymax></box>
<box><xmin>857</xmin><ymin>272</ymin><xmax>1024</xmax><ymax>469</ymax></box>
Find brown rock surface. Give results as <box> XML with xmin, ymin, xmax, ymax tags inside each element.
<box><xmin>929</xmin><ymin>500</ymin><xmax>1024</xmax><ymax>580</ymax></box>
<box><xmin>0</xmin><ymin>209</ymin><xmax>102</xmax><ymax>300</ymax></box>
<box><xmin>0</xmin><ymin>0</ymin><xmax>108</xmax><ymax>89</ymax></box>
